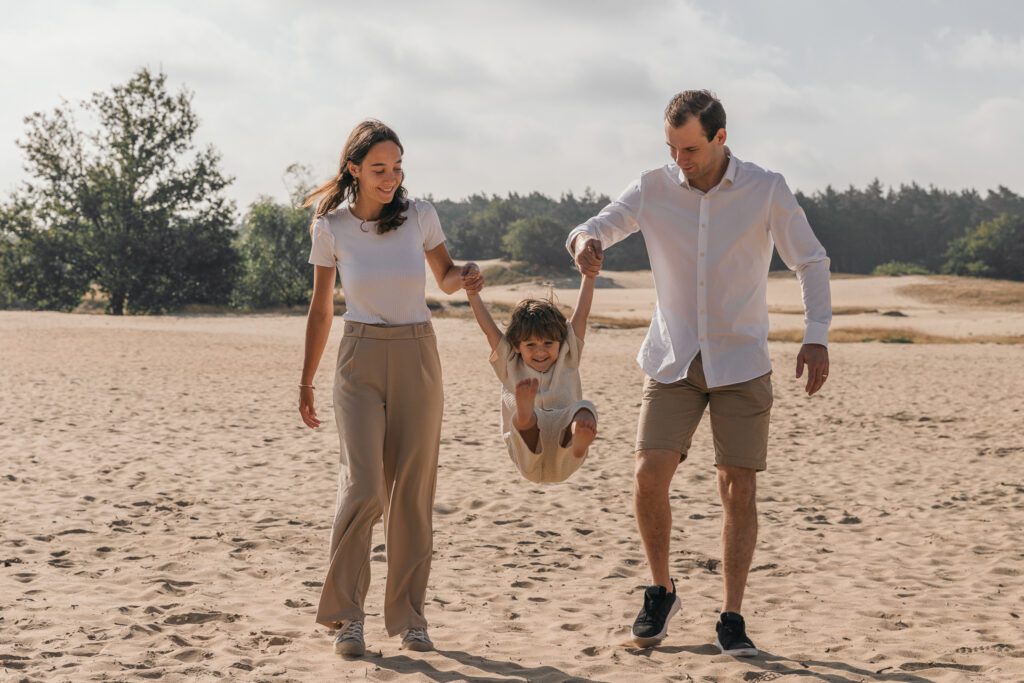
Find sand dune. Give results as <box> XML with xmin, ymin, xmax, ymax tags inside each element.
<box><xmin>2</xmin><ymin>277</ymin><xmax>1023</xmax><ymax>681</ymax></box>
<box><xmin>430</xmin><ymin>271</ymin><xmax>1024</xmax><ymax>340</ymax></box>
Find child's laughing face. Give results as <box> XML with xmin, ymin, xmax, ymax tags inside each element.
<box><xmin>517</xmin><ymin>336</ymin><xmax>560</xmax><ymax>373</ymax></box>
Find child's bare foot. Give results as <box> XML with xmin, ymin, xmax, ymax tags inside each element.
<box><xmin>513</xmin><ymin>378</ymin><xmax>539</xmax><ymax>431</ymax></box>
<box><xmin>513</xmin><ymin>378</ymin><xmax>540</xmax><ymax>452</ymax></box>
<box><xmin>569</xmin><ymin>408</ymin><xmax>597</xmax><ymax>458</ymax></box>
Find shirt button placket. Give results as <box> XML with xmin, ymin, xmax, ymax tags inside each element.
<box><xmin>697</xmin><ymin>198</ymin><xmax>708</xmax><ymax>347</ymax></box>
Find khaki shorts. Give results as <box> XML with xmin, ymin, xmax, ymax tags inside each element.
<box><xmin>635</xmin><ymin>354</ymin><xmax>773</xmax><ymax>471</ymax></box>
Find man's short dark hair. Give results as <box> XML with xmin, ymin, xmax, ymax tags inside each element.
<box><xmin>664</xmin><ymin>90</ymin><xmax>726</xmax><ymax>142</ymax></box>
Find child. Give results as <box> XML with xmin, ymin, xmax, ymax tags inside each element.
<box><xmin>466</xmin><ymin>271</ymin><xmax>598</xmax><ymax>484</ymax></box>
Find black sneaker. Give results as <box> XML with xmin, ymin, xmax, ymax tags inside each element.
<box><xmin>631</xmin><ymin>580</ymin><xmax>681</xmax><ymax>647</ymax></box>
<box><xmin>715</xmin><ymin>611</ymin><xmax>758</xmax><ymax>656</ymax></box>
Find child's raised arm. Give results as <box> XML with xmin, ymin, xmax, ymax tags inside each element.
<box><xmin>569</xmin><ymin>272</ymin><xmax>596</xmax><ymax>342</ymax></box>
<box><xmin>467</xmin><ymin>292</ymin><xmax>503</xmax><ymax>352</ymax></box>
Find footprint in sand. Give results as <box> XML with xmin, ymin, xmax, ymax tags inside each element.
<box><xmin>266</xmin><ymin>636</ymin><xmax>291</xmax><ymax>646</ymax></box>
<box><xmin>164</xmin><ymin>611</ymin><xmax>237</xmax><ymax>625</ymax></box>
<box><xmin>172</xmin><ymin>647</ymin><xmax>210</xmax><ymax>663</ymax></box>
<box><xmin>0</xmin><ymin>654</ymin><xmax>30</xmax><ymax>670</ymax></box>
<box><xmin>897</xmin><ymin>662</ymin><xmax>982</xmax><ymax>673</ymax></box>
<box><xmin>954</xmin><ymin>643</ymin><xmax>1015</xmax><ymax>654</ymax></box>
<box><xmin>148</xmin><ymin>578</ymin><xmax>198</xmax><ymax>596</ymax></box>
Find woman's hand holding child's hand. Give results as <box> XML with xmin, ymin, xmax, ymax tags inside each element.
<box><xmin>461</xmin><ymin>262</ymin><xmax>484</xmax><ymax>294</ymax></box>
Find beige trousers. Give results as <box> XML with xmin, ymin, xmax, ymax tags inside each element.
<box><xmin>315</xmin><ymin>321</ymin><xmax>443</xmax><ymax>636</ymax></box>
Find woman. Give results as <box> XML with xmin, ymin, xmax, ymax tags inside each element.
<box><xmin>299</xmin><ymin>119</ymin><xmax>481</xmax><ymax>656</ymax></box>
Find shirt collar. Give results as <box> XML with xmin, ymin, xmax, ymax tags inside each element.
<box><xmin>678</xmin><ymin>147</ymin><xmax>737</xmax><ymax>190</ymax></box>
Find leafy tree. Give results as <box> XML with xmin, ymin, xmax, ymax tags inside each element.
<box><xmin>12</xmin><ymin>68</ymin><xmax>237</xmax><ymax>314</ymax></box>
<box><xmin>0</xmin><ymin>197</ymin><xmax>89</xmax><ymax>310</ymax></box>
<box><xmin>233</xmin><ymin>194</ymin><xmax>315</xmax><ymax>309</ymax></box>
<box><xmin>433</xmin><ymin>194</ymin><xmax>493</xmax><ymax>258</ymax></box>
<box><xmin>471</xmin><ymin>198</ymin><xmax>525</xmax><ymax>258</ymax></box>
<box><xmin>943</xmin><ymin>213</ymin><xmax>1024</xmax><ymax>280</ymax></box>
<box><xmin>502</xmin><ymin>216</ymin><xmax>574</xmax><ymax>271</ymax></box>
<box><xmin>792</xmin><ymin>181</ymin><xmax>1021</xmax><ymax>275</ymax></box>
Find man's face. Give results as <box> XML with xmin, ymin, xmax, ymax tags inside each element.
<box><xmin>664</xmin><ymin>117</ymin><xmax>727</xmax><ymax>185</ymax></box>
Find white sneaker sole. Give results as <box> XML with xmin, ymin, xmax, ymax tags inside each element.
<box><xmin>715</xmin><ymin>637</ymin><xmax>758</xmax><ymax>657</ymax></box>
<box><xmin>631</xmin><ymin>595</ymin><xmax>681</xmax><ymax>647</ymax></box>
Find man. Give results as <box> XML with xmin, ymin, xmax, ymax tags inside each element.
<box><xmin>566</xmin><ymin>90</ymin><xmax>831</xmax><ymax>656</ymax></box>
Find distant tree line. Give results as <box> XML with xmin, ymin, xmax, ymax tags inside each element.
<box><xmin>792</xmin><ymin>181</ymin><xmax>1024</xmax><ymax>278</ymax></box>
<box><xmin>1</xmin><ymin>68</ymin><xmax>1022</xmax><ymax>314</ymax></box>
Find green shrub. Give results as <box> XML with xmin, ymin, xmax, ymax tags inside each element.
<box><xmin>872</xmin><ymin>261</ymin><xmax>932</xmax><ymax>276</ymax></box>
<box><xmin>233</xmin><ymin>197</ymin><xmax>314</xmax><ymax>309</ymax></box>
<box><xmin>943</xmin><ymin>213</ymin><xmax>1024</xmax><ymax>281</ymax></box>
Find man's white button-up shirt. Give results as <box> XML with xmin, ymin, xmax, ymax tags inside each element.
<box><xmin>566</xmin><ymin>154</ymin><xmax>832</xmax><ymax>389</ymax></box>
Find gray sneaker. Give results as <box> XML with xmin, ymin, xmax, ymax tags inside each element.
<box><xmin>400</xmin><ymin>626</ymin><xmax>434</xmax><ymax>652</ymax></box>
<box><xmin>333</xmin><ymin>619</ymin><xmax>365</xmax><ymax>656</ymax></box>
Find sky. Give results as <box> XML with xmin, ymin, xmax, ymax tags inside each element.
<box><xmin>1</xmin><ymin>0</ymin><xmax>1022</xmax><ymax>211</ymax></box>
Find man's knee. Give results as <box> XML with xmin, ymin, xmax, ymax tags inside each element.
<box><xmin>717</xmin><ymin>465</ymin><xmax>756</xmax><ymax>504</ymax></box>
<box><xmin>634</xmin><ymin>449</ymin><xmax>679</xmax><ymax>496</ymax></box>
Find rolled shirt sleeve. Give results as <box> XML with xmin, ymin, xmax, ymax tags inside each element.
<box><xmin>565</xmin><ymin>178</ymin><xmax>644</xmax><ymax>257</ymax></box>
<box><xmin>767</xmin><ymin>175</ymin><xmax>832</xmax><ymax>346</ymax></box>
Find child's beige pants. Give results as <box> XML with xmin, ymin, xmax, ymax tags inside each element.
<box><xmin>315</xmin><ymin>321</ymin><xmax>443</xmax><ymax>636</ymax></box>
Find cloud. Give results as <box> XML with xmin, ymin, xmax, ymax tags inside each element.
<box><xmin>951</xmin><ymin>30</ymin><xmax>1024</xmax><ymax>69</ymax></box>
<box><xmin>1</xmin><ymin>1</ymin><xmax>1022</xmax><ymax>208</ymax></box>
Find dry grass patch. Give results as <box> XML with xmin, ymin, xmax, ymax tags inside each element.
<box><xmin>768</xmin><ymin>271</ymin><xmax>868</xmax><ymax>280</ymax></box>
<box><xmin>770</xmin><ymin>326</ymin><xmax>1024</xmax><ymax>344</ymax></box>
<box><xmin>432</xmin><ymin>300</ymin><xmax>649</xmax><ymax>330</ymax></box>
<box><xmin>899</xmin><ymin>276</ymin><xmax>1024</xmax><ymax>310</ymax></box>
<box><xmin>480</xmin><ymin>263</ymin><xmax>538</xmax><ymax>286</ymax></box>
<box><xmin>769</xmin><ymin>305</ymin><xmax>881</xmax><ymax>316</ymax></box>
<box><xmin>589</xmin><ymin>315</ymin><xmax>649</xmax><ymax>329</ymax></box>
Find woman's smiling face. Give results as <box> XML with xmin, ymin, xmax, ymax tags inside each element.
<box><xmin>349</xmin><ymin>140</ymin><xmax>403</xmax><ymax>206</ymax></box>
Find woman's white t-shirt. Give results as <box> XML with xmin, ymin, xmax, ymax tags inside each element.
<box><xmin>308</xmin><ymin>199</ymin><xmax>446</xmax><ymax>325</ymax></box>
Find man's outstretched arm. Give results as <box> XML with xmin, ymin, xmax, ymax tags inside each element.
<box><xmin>565</xmin><ymin>178</ymin><xmax>644</xmax><ymax>275</ymax></box>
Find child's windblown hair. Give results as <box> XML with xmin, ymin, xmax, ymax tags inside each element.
<box><xmin>505</xmin><ymin>299</ymin><xmax>569</xmax><ymax>349</ymax></box>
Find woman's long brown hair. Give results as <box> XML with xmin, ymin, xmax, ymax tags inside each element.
<box><xmin>304</xmin><ymin>120</ymin><xmax>409</xmax><ymax>234</ymax></box>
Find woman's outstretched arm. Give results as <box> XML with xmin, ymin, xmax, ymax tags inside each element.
<box><xmin>426</xmin><ymin>242</ymin><xmax>483</xmax><ymax>294</ymax></box>
<box><xmin>299</xmin><ymin>265</ymin><xmax>337</xmax><ymax>428</ymax></box>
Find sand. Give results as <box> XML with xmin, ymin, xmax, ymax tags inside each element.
<box><xmin>2</xmin><ymin>275</ymin><xmax>1023</xmax><ymax>682</ymax></box>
